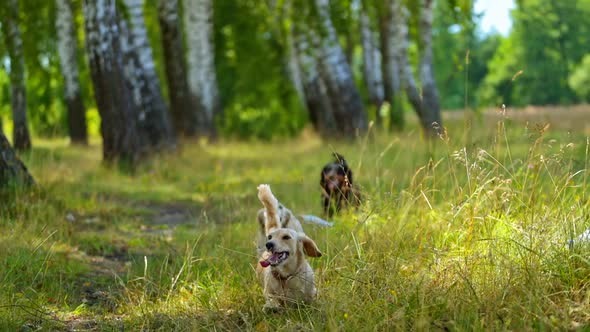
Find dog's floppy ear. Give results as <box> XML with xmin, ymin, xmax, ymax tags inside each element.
<box><xmin>298</xmin><ymin>233</ymin><xmax>322</xmax><ymax>258</ymax></box>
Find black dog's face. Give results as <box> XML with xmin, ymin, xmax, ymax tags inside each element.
<box><xmin>321</xmin><ymin>164</ymin><xmax>350</xmax><ymax>193</ymax></box>
<box><xmin>321</xmin><ymin>159</ymin><xmax>353</xmax><ymax>216</ymax></box>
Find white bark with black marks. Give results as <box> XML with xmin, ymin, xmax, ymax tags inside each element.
<box><xmin>83</xmin><ymin>0</ymin><xmax>143</xmax><ymax>164</ymax></box>
<box><xmin>56</xmin><ymin>0</ymin><xmax>79</xmax><ymax>100</ymax></box>
<box><xmin>389</xmin><ymin>0</ymin><xmax>442</xmax><ymax>136</ymax></box>
<box><xmin>379</xmin><ymin>0</ymin><xmax>404</xmax><ymax>128</ymax></box>
<box><xmin>292</xmin><ymin>19</ymin><xmax>337</xmax><ymax>137</ymax></box>
<box><xmin>391</xmin><ymin>0</ymin><xmax>423</xmax><ymax>125</ymax></box>
<box><xmin>1</xmin><ymin>0</ymin><xmax>32</xmax><ymax>151</ymax></box>
<box><xmin>360</xmin><ymin>7</ymin><xmax>384</xmax><ymax>110</ymax></box>
<box><xmin>121</xmin><ymin>0</ymin><xmax>175</xmax><ymax>148</ymax></box>
<box><xmin>314</xmin><ymin>0</ymin><xmax>367</xmax><ymax>137</ymax></box>
<box><xmin>287</xmin><ymin>27</ymin><xmax>305</xmax><ymax>105</ymax></box>
<box><xmin>184</xmin><ymin>0</ymin><xmax>220</xmax><ymax>137</ymax></box>
<box><xmin>158</xmin><ymin>0</ymin><xmax>198</xmax><ymax>136</ymax></box>
<box><xmin>56</xmin><ymin>0</ymin><xmax>88</xmax><ymax>144</ymax></box>
<box><xmin>418</xmin><ymin>0</ymin><xmax>442</xmax><ymax>136</ymax></box>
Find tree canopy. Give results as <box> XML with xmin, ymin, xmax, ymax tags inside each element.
<box><xmin>0</xmin><ymin>0</ymin><xmax>589</xmax><ymax>140</ymax></box>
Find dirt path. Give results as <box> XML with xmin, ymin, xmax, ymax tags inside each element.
<box><xmin>60</xmin><ymin>198</ymin><xmax>200</xmax><ymax>331</ymax></box>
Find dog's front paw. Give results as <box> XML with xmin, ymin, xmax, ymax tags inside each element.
<box><xmin>257</xmin><ymin>184</ymin><xmax>278</xmax><ymax>209</ymax></box>
<box><xmin>257</xmin><ymin>184</ymin><xmax>272</xmax><ymax>201</ymax></box>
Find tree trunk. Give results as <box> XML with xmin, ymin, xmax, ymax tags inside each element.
<box><xmin>360</xmin><ymin>5</ymin><xmax>384</xmax><ymax>125</ymax></box>
<box><xmin>122</xmin><ymin>0</ymin><xmax>175</xmax><ymax>149</ymax></box>
<box><xmin>314</xmin><ymin>0</ymin><xmax>367</xmax><ymax>137</ymax></box>
<box><xmin>158</xmin><ymin>0</ymin><xmax>198</xmax><ymax>137</ymax></box>
<box><xmin>1</xmin><ymin>0</ymin><xmax>32</xmax><ymax>151</ymax></box>
<box><xmin>184</xmin><ymin>0</ymin><xmax>220</xmax><ymax>139</ymax></box>
<box><xmin>286</xmin><ymin>25</ymin><xmax>306</xmax><ymax>106</ymax></box>
<box><xmin>379</xmin><ymin>0</ymin><xmax>404</xmax><ymax>130</ymax></box>
<box><xmin>292</xmin><ymin>21</ymin><xmax>338</xmax><ymax>137</ymax></box>
<box><xmin>56</xmin><ymin>0</ymin><xmax>88</xmax><ymax>145</ymax></box>
<box><xmin>391</xmin><ymin>0</ymin><xmax>426</xmax><ymax>132</ymax></box>
<box><xmin>0</xmin><ymin>131</ymin><xmax>34</xmax><ymax>187</ymax></box>
<box><xmin>418</xmin><ymin>0</ymin><xmax>442</xmax><ymax>136</ymax></box>
<box><xmin>83</xmin><ymin>0</ymin><xmax>143</xmax><ymax>165</ymax></box>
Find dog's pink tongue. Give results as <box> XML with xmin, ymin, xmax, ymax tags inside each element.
<box><xmin>260</xmin><ymin>252</ymin><xmax>281</xmax><ymax>268</ymax></box>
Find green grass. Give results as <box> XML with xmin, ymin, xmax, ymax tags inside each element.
<box><xmin>1</xmin><ymin>118</ymin><xmax>590</xmax><ymax>331</ymax></box>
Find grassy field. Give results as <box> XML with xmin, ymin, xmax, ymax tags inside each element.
<box><xmin>1</xmin><ymin>114</ymin><xmax>590</xmax><ymax>331</ymax></box>
<box><xmin>445</xmin><ymin>104</ymin><xmax>590</xmax><ymax>134</ymax></box>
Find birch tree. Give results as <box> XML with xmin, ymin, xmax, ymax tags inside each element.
<box><xmin>1</xmin><ymin>0</ymin><xmax>32</xmax><ymax>151</ymax></box>
<box><xmin>390</xmin><ymin>0</ymin><xmax>441</xmax><ymax>137</ymax></box>
<box><xmin>359</xmin><ymin>3</ymin><xmax>384</xmax><ymax>125</ymax></box>
<box><xmin>286</xmin><ymin>25</ymin><xmax>306</xmax><ymax>106</ymax></box>
<box><xmin>83</xmin><ymin>0</ymin><xmax>143</xmax><ymax>164</ymax></box>
<box><xmin>184</xmin><ymin>0</ymin><xmax>220</xmax><ymax>138</ymax></box>
<box><xmin>379</xmin><ymin>0</ymin><xmax>404</xmax><ymax>129</ymax></box>
<box><xmin>292</xmin><ymin>20</ymin><xmax>338</xmax><ymax>137</ymax></box>
<box><xmin>314</xmin><ymin>0</ymin><xmax>367</xmax><ymax>137</ymax></box>
<box><xmin>158</xmin><ymin>0</ymin><xmax>198</xmax><ymax>136</ymax></box>
<box><xmin>56</xmin><ymin>0</ymin><xmax>88</xmax><ymax>145</ymax></box>
<box><xmin>418</xmin><ymin>0</ymin><xmax>442</xmax><ymax>136</ymax></box>
<box><xmin>121</xmin><ymin>0</ymin><xmax>175</xmax><ymax>149</ymax></box>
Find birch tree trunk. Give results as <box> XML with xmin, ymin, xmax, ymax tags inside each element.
<box><xmin>418</xmin><ymin>0</ymin><xmax>442</xmax><ymax>136</ymax></box>
<box><xmin>360</xmin><ymin>5</ymin><xmax>384</xmax><ymax>125</ymax></box>
<box><xmin>1</xmin><ymin>0</ymin><xmax>32</xmax><ymax>151</ymax></box>
<box><xmin>83</xmin><ymin>0</ymin><xmax>143</xmax><ymax>165</ymax></box>
<box><xmin>286</xmin><ymin>27</ymin><xmax>305</xmax><ymax>106</ymax></box>
<box><xmin>56</xmin><ymin>0</ymin><xmax>88</xmax><ymax>145</ymax></box>
<box><xmin>314</xmin><ymin>0</ymin><xmax>367</xmax><ymax>137</ymax></box>
<box><xmin>379</xmin><ymin>0</ymin><xmax>404</xmax><ymax>130</ymax></box>
<box><xmin>0</xmin><ymin>131</ymin><xmax>34</xmax><ymax>187</ymax></box>
<box><xmin>284</xmin><ymin>0</ymin><xmax>337</xmax><ymax>137</ymax></box>
<box><xmin>122</xmin><ymin>0</ymin><xmax>175</xmax><ymax>149</ymax></box>
<box><xmin>391</xmin><ymin>0</ymin><xmax>426</xmax><ymax>131</ymax></box>
<box><xmin>184</xmin><ymin>0</ymin><xmax>220</xmax><ymax>138</ymax></box>
<box><xmin>292</xmin><ymin>22</ymin><xmax>338</xmax><ymax>137</ymax></box>
<box><xmin>158</xmin><ymin>0</ymin><xmax>198</xmax><ymax>137</ymax></box>
<box><xmin>118</xmin><ymin>19</ymin><xmax>149</xmax><ymax>148</ymax></box>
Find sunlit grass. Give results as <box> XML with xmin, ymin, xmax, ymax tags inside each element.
<box><xmin>1</xmin><ymin>116</ymin><xmax>589</xmax><ymax>330</ymax></box>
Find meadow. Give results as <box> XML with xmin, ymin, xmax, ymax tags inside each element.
<box><xmin>1</xmin><ymin>110</ymin><xmax>589</xmax><ymax>331</ymax></box>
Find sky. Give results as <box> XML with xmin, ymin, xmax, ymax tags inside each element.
<box><xmin>475</xmin><ymin>0</ymin><xmax>515</xmax><ymax>36</ymax></box>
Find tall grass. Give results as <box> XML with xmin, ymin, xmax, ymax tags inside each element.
<box><xmin>1</xmin><ymin>117</ymin><xmax>589</xmax><ymax>330</ymax></box>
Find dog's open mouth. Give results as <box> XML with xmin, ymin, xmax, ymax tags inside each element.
<box><xmin>260</xmin><ymin>251</ymin><xmax>289</xmax><ymax>268</ymax></box>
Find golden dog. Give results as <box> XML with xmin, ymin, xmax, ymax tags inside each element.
<box><xmin>255</xmin><ymin>184</ymin><xmax>322</xmax><ymax>311</ymax></box>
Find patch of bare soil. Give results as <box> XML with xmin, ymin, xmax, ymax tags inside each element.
<box><xmin>136</xmin><ymin>201</ymin><xmax>197</xmax><ymax>226</ymax></box>
<box><xmin>73</xmin><ymin>193</ymin><xmax>202</xmax><ymax>233</ymax></box>
<box><xmin>68</xmin><ymin>248</ymin><xmax>126</xmax><ymax>307</ymax></box>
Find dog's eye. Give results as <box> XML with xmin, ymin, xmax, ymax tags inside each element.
<box><xmin>282</xmin><ymin>235</ymin><xmax>291</xmax><ymax>240</ymax></box>
<box><xmin>267</xmin><ymin>235</ymin><xmax>272</xmax><ymax>240</ymax></box>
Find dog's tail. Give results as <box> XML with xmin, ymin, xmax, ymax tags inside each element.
<box><xmin>568</xmin><ymin>228</ymin><xmax>590</xmax><ymax>249</ymax></box>
<box><xmin>299</xmin><ymin>214</ymin><xmax>334</xmax><ymax>227</ymax></box>
<box><xmin>257</xmin><ymin>184</ymin><xmax>280</xmax><ymax>233</ymax></box>
<box><xmin>333</xmin><ymin>152</ymin><xmax>348</xmax><ymax>167</ymax></box>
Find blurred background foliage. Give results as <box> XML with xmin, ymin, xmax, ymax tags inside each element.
<box><xmin>0</xmin><ymin>0</ymin><xmax>589</xmax><ymax>140</ymax></box>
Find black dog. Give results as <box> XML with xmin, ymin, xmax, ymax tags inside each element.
<box><xmin>320</xmin><ymin>153</ymin><xmax>360</xmax><ymax>217</ymax></box>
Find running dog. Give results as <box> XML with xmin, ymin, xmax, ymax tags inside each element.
<box><xmin>320</xmin><ymin>153</ymin><xmax>361</xmax><ymax>216</ymax></box>
<box><xmin>255</xmin><ymin>184</ymin><xmax>323</xmax><ymax>311</ymax></box>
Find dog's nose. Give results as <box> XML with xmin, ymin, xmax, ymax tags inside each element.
<box><xmin>265</xmin><ymin>241</ymin><xmax>274</xmax><ymax>251</ymax></box>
